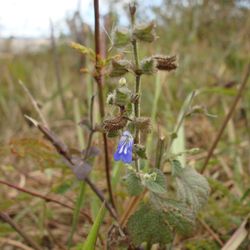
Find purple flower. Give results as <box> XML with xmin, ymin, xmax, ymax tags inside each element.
<box><xmin>114</xmin><ymin>131</ymin><xmax>134</xmax><ymax>163</ymax></box>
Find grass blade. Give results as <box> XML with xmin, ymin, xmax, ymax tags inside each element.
<box><xmin>81</xmin><ymin>203</ymin><xmax>106</xmax><ymax>250</ymax></box>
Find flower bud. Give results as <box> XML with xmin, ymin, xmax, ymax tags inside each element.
<box><xmin>153</xmin><ymin>55</ymin><xmax>177</xmax><ymax>72</ymax></box>
<box><xmin>134</xmin><ymin>144</ymin><xmax>147</xmax><ymax>159</ymax></box>
<box><xmin>109</xmin><ymin>59</ymin><xmax>131</xmax><ymax>77</ymax></box>
<box><xmin>107</xmin><ymin>93</ymin><xmax>115</xmax><ymax>105</ymax></box>
<box><xmin>133</xmin><ymin>21</ymin><xmax>156</xmax><ymax>43</ymax></box>
<box><xmin>115</xmin><ymin>85</ymin><xmax>132</xmax><ymax>106</ymax></box>
<box><xmin>112</xmin><ymin>27</ymin><xmax>131</xmax><ymax>48</ymax></box>
<box><xmin>103</xmin><ymin>116</ymin><xmax>128</xmax><ymax>132</ymax></box>
<box><xmin>140</xmin><ymin>57</ymin><xmax>157</xmax><ymax>75</ymax></box>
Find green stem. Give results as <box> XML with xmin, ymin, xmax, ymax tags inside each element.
<box><xmin>131</xmin><ymin>14</ymin><xmax>141</xmax><ymax>173</ymax></box>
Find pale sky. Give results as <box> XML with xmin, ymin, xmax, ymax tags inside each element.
<box><xmin>0</xmin><ymin>0</ymin><xmax>162</xmax><ymax>38</ymax></box>
<box><xmin>0</xmin><ymin>0</ymin><xmax>107</xmax><ymax>37</ymax></box>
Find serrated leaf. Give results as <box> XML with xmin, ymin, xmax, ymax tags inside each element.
<box><xmin>127</xmin><ymin>203</ymin><xmax>173</xmax><ymax>245</ymax></box>
<box><xmin>144</xmin><ymin>169</ymin><xmax>167</xmax><ymax>194</ymax></box>
<box><xmin>175</xmin><ymin>166</ymin><xmax>210</xmax><ymax>212</ymax></box>
<box><xmin>151</xmin><ymin>196</ymin><xmax>195</xmax><ymax>235</ymax></box>
<box><xmin>124</xmin><ymin>170</ymin><xmax>144</xmax><ymax>196</ymax></box>
<box><xmin>171</xmin><ymin>159</ymin><xmax>183</xmax><ymax>176</ymax></box>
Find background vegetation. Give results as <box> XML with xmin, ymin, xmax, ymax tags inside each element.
<box><xmin>0</xmin><ymin>0</ymin><xmax>250</xmax><ymax>249</ymax></box>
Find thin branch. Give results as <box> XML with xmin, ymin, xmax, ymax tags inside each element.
<box><xmin>19</xmin><ymin>80</ymin><xmax>48</xmax><ymax>127</ymax></box>
<box><xmin>93</xmin><ymin>0</ymin><xmax>115</xmax><ymax>209</ymax></box>
<box><xmin>0</xmin><ymin>179</ymin><xmax>93</xmax><ymax>224</ymax></box>
<box><xmin>24</xmin><ymin>115</ymin><xmax>118</xmax><ymax>220</ymax></box>
<box><xmin>201</xmin><ymin>62</ymin><xmax>250</xmax><ymax>173</ymax></box>
<box><xmin>0</xmin><ymin>211</ymin><xmax>43</xmax><ymax>250</ymax></box>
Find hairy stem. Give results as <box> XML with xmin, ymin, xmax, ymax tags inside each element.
<box><xmin>130</xmin><ymin>7</ymin><xmax>141</xmax><ymax>172</ymax></box>
<box><xmin>93</xmin><ymin>0</ymin><xmax>116</xmax><ymax>210</ymax></box>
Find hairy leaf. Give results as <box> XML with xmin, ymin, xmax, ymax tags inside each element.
<box><xmin>124</xmin><ymin>170</ymin><xmax>144</xmax><ymax>196</ymax></box>
<box><xmin>127</xmin><ymin>203</ymin><xmax>173</xmax><ymax>245</ymax></box>
<box><xmin>151</xmin><ymin>195</ymin><xmax>195</xmax><ymax>235</ymax></box>
<box><xmin>144</xmin><ymin>169</ymin><xmax>167</xmax><ymax>194</ymax></box>
<box><xmin>171</xmin><ymin>159</ymin><xmax>183</xmax><ymax>176</ymax></box>
<box><xmin>174</xmin><ymin>163</ymin><xmax>210</xmax><ymax>212</ymax></box>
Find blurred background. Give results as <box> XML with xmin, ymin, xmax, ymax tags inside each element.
<box><xmin>0</xmin><ymin>0</ymin><xmax>250</xmax><ymax>249</ymax></box>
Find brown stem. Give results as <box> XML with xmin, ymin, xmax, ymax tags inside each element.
<box><xmin>201</xmin><ymin>63</ymin><xmax>250</xmax><ymax>174</ymax></box>
<box><xmin>0</xmin><ymin>211</ymin><xmax>43</xmax><ymax>250</ymax></box>
<box><xmin>86</xmin><ymin>178</ymin><xmax>117</xmax><ymax>220</ymax></box>
<box><xmin>119</xmin><ymin>190</ymin><xmax>147</xmax><ymax>227</ymax></box>
<box><xmin>93</xmin><ymin>0</ymin><xmax>116</xmax><ymax>209</ymax></box>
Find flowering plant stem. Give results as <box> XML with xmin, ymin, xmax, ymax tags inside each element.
<box><xmin>130</xmin><ymin>7</ymin><xmax>141</xmax><ymax>172</ymax></box>
<box><xmin>94</xmin><ymin>0</ymin><xmax>115</xmax><ymax>209</ymax></box>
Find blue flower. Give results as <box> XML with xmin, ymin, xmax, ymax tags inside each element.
<box><xmin>114</xmin><ymin>131</ymin><xmax>134</xmax><ymax>163</ymax></box>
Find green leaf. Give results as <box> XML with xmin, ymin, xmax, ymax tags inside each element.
<box><xmin>171</xmin><ymin>159</ymin><xmax>183</xmax><ymax>176</ymax></box>
<box><xmin>144</xmin><ymin>169</ymin><xmax>167</xmax><ymax>194</ymax></box>
<box><xmin>124</xmin><ymin>170</ymin><xmax>144</xmax><ymax>196</ymax></box>
<box><xmin>174</xmin><ymin>166</ymin><xmax>210</xmax><ymax>212</ymax></box>
<box><xmin>127</xmin><ymin>203</ymin><xmax>173</xmax><ymax>246</ymax></box>
<box><xmin>151</xmin><ymin>196</ymin><xmax>195</xmax><ymax>235</ymax></box>
<box><xmin>81</xmin><ymin>203</ymin><xmax>106</xmax><ymax>250</ymax></box>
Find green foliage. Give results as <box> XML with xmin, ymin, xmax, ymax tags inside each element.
<box><xmin>127</xmin><ymin>203</ymin><xmax>173</xmax><ymax>246</ymax></box>
<box><xmin>171</xmin><ymin>159</ymin><xmax>183</xmax><ymax>176</ymax></box>
<box><xmin>173</xmin><ymin>160</ymin><xmax>210</xmax><ymax>212</ymax></box>
<box><xmin>124</xmin><ymin>169</ymin><xmax>144</xmax><ymax>196</ymax></box>
<box><xmin>144</xmin><ymin>169</ymin><xmax>167</xmax><ymax>194</ymax></box>
<box><xmin>81</xmin><ymin>203</ymin><xmax>106</xmax><ymax>250</ymax></box>
<box><xmin>151</xmin><ymin>196</ymin><xmax>195</xmax><ymax>235</ymax></box>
